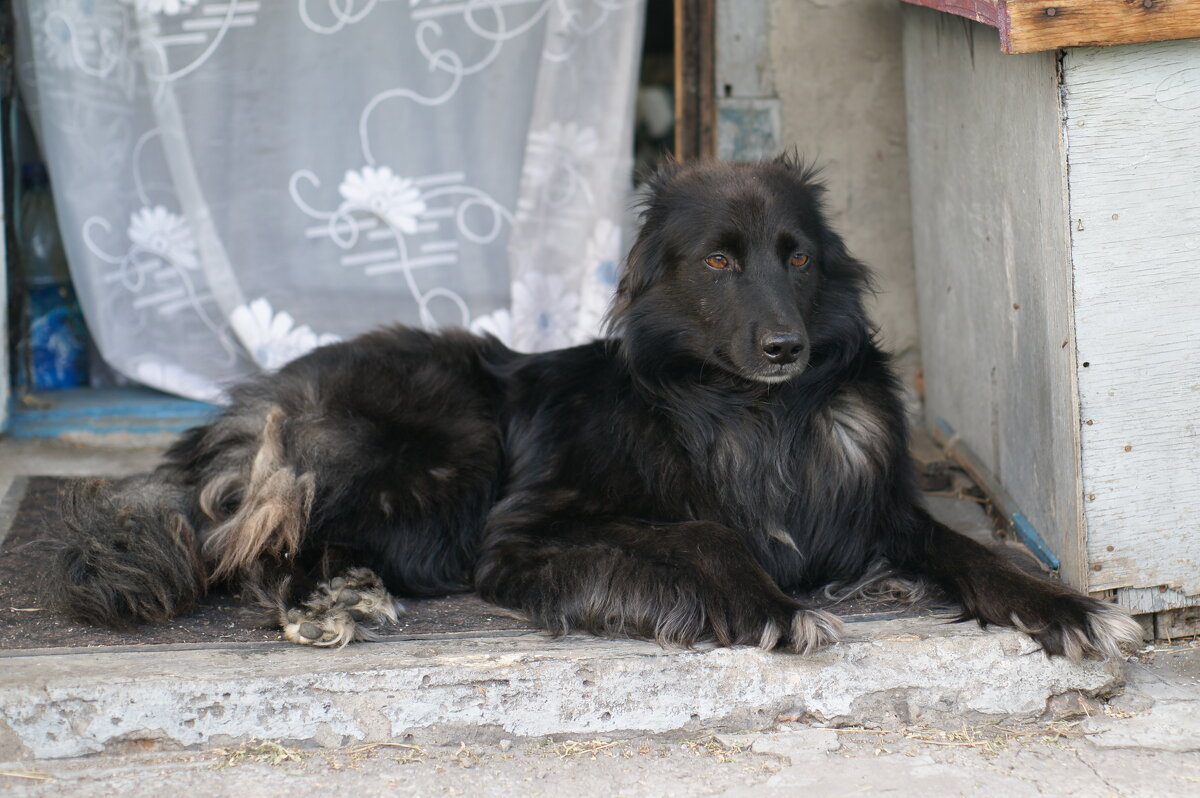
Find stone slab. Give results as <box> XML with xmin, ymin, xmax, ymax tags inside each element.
<box><xmin>0</xmin><ymin>616</ymin><xmax>1125</xmax><ymax>760</ymax></box>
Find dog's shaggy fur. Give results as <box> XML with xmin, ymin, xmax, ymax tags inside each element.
<box><xmin>46</xmin><ymin>156</ymin><xmax>1141</xmax><ymax>659</ymax></box>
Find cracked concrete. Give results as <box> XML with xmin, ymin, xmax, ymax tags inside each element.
<box><xmin>2</xmin><ymin>642</ymin><xmax>1198</xmax><ymax>797</ymax></box>
<box><xmin>0</xmin><ymin>617</ymin><xmax>1127</xmax><ymax>760</ymax></box>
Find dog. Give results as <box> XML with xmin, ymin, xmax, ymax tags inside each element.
<box><xmin>47</xmin><ymin>155</ymin><xmax>1141</xmax><ymax>660</ymax></box>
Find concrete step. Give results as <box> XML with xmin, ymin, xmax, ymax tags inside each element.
<box><xmin>0</xmin><ymin>617</ymin><xmax>1125</xmax><ymax>761</ymax></box>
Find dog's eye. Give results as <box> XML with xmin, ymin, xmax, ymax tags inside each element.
<box><xmin>790</xmin><ymin>253</ymin><xmax>811</xmax><ymax>269</ymax></box>
<box><xmin>705</xmin><ymin>253</ymin><xmax>730</xmax><ymax>270</ymax></box>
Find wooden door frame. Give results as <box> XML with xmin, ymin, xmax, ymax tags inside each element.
<box><xmin>674</xmin><ymin>0</ymin><xmax>716</xmax><ymax>160</ymax></box>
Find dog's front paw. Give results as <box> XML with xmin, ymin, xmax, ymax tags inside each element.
<box><xmin>282</xmin><ymin>605</ymin><xmax>362</xmax><ymax>647</ymax></box>
<box><xmin>759</xmin><ymin>608</ymin><xmax>843</xmax><ymax>655</ymax></box>
<box><xmin>1008</xmin><ymin>594</ymin><xmax>1142</xmax><ymax>661</ymax></box>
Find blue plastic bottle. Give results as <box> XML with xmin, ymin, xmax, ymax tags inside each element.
<box><xmin>18</xmin><ymin>162</ymin><xmax>88</xmax><ymax>390</ymax></box>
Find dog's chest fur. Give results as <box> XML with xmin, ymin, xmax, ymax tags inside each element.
<box><xmin>699</xmin><ymin>385</ymin><xmax>888</xmax><ymax>540</ymax></box>
<box><xmin>811</xmin><ymin>388</ymin><xmax>890</xmax><ymax>483</ymax></box>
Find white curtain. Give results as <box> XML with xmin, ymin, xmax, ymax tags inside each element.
<box><xmin>14</xmin><ymin>0</ymin><xmax>644</xmax><ymax>402</ymax></box>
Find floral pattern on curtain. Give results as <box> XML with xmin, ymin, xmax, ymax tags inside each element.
<box><xmin>15</xmin><ymin>0</ymin><xmax>644</xmax><ymax>402</ymax></box>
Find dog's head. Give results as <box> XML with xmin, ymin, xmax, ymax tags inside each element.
<box><xmin>609</xmin><ymin>154</ymin><xmax>872</xmax><ymax>386</ymax></box>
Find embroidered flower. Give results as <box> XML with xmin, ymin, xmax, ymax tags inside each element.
<box><xmin>510</xmin><ymin>270</ymin><xmax>579</xmax><ymax>353</ymax></box>
<box><xmin>338</xmin><ymin>166</ymin><xmax>427</xmax><ymax>234</ymax></box>
<box><xmin>468</xmin><ymin>308</ymin><xmax>512</xmax><ymax>346</ymax></box>
<box><xmin>134</xmin><ymin>360</ymin><xmax>225</xmax><ymax>403</ymax></box>
<box><xmin>230</xmin><ymin>297</ymin><xmax>341</xmax><ymax>370</ymax></box>
<box><xmin>574</xmin><ymin>218</ymin><xmax>622</xmax><ymax>342</ymax></box>
<box><xmin>523</xmin><ymin>122</ymin><xmax>600</xmax><ymax>208</ymax></box>
<box><xmin>38</xmin><ymin>0</ymin><xmax>86</xmax><ymax>70</ymax></box>
<box><xmin>127</xmin><ymin>206</ymin><xmax>199</xmax><ymax>269</ymax></box>
<box><xmin>120</xmin><ymin>0</ymin><xmax>200</xmax><ymax>16</ymax></box>
<box><xmin>527</xmin><ymin>122</ymin><xmax>599</xmax><ymax>163</ymax></box>
<box><xmin>585</xmin><ymin>217</ymin><xmax>622</xmax><ymax>288</ymax></box>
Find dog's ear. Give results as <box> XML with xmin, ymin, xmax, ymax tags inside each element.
<box><xmin>771</xmin><ymin>149</ymin><xmax>825</xmax><ymax>192</ymax></box>
<box><xmin>605</xmin><ymin>222</ymin><xmax>659</xmax><ymax>334</ymax></box>
<box><xmin>605</xmin><ymin>159</ymin><xmax>683</xmax><ymax>333</ymax></box>
<box><xmin>637</xmin><ymin>156</ymin><xmax>684</xmax><ymax>200</ymax></box>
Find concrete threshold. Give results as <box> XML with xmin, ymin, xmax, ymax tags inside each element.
<box><xmin>0</xmin><ymin>616</ymin><xmax>1125</xmax><ymax>761</ymax></box>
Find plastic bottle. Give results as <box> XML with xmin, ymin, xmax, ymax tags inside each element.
<box><xmin>18</xmin><ymin>162</ymin><xmax>88</xmax><ymax>390</ymax></box>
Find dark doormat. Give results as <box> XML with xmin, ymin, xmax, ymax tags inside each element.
<box><xmin>1</xmin><ymin>478</ymin><xmax>941</xmax><ymax>652</ymax></box>
<box><xmin>0</xmin><ymin>478</ymin><xmax>535</xmax><ymax>650</ymax></box>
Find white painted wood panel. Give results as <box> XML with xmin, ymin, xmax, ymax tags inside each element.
<box><xmin>902</xmin><ymin>7</ymin><xmax>1085</xmax><ymax>585</ymax></box>
<box><xmin>1063</xmin><ymin>41</ymin><xmax>1200</xmax><ymax>601</ymax></box>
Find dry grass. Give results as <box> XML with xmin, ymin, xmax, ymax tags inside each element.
<box><xmin>1135</xmin><ymin>637</ymin><xmax>1200</xmax><ymax>661</ymax></box>
<box><xmin>345</xmin><ymin>742</ymin><xmax>428</xmax><ymax>765</ymax></box>
<box><xmin>0</xmin><ymin>770</ymin><xmax>55</xmax><ymax>782</ymax></box>
<box><xmin>212</xmin><ymin>739</ymin><xmax>436</xmax><ymax>772</ymax></box>
<box><xmin>210</xmin><ymin>739</ymin><xmax>306</xmax><ymax>769</ymax></box>
<box><xmin>543</xmin><ymin>739</ymin><xmax>626</xmax><ymax>759</ymax></box>
<box><xmin>834</xmin><ymin>720</ymin><xmax>1098</xmax><ymax>756</ymax></box>
<box><xmin>537</xmin><ymin>735</ymin><xmax>750</xmax><ymax>763</ymax></box>
<box><xmin>681</xmin><ymin>735</ymin><xmax>748</xmax><ymax>762</ymax></box>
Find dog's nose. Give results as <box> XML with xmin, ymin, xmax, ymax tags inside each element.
<box><xmin>759</xmin><ymin>332</ymin><xmax>807</xmax><ymax>364</ymax></box>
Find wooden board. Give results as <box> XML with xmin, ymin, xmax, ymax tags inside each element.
<box><xmin>1155</xmin><ymin>606</ymin><xmax>1200</xmax><ymax>640</ymax></box>
<box><xmin>903</xmin><ymin>0</ymin><xmax>1200</xmax><ymax>54</ymax></box>
<box><xmin>675</xmin><ymin>0</ymin><xmax>717</xmax><ymax>160</ymax></box>
<box><xmin>0</xmin><ymin>117</ymin><xmax>8</xmax><ymax>434</ymax></box>
<box><xmin>902</xmin><ymin>6</ymin><xmax>1087</xmax><ymax>587</ymax></box>
<box><xmin>1062</xmin><ymin>40</ymin><xmax>1200</xmax><ymax>603</ymax></box>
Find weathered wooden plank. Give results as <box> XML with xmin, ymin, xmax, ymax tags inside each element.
<box><xmin>1119</xmin><ymin>586</ymin><xmax>1200</xmax><ymax>614</ymax></box>
<box><xmin>1007</xmin><ymin>0</ymin><xmax>1200</xmax><ymax>53</ymax></box>
<box><xmin>902</xmin><ymin>0</ymin><xmax>1200</xmax><ymax>54</ymax></box>
<box><xmin>1155</xmin><ymin>606</ymin><xmax>1200</xmax><ymax>640</ymax></box>
<box><xmin>1063</xmin><ymin>40</ymin><xmax>1200</xmax><ymax>602</ymax></box>
<box><xmin>675</xmin><ymin>0</ymin><xmax>717</xmax><ymax>160</ymax></box>
<box><xmin>901</xmin><ymin>0</ymin><xmax>1010</xmax><ymax>39</ymax></box>
<box><xmin>0</xmin><ymin>117</ymin><xmax>8</xmax><ymax>433</ymax></box>
<box><xmin>902</xmin><ymin>7</ymin><xmax>1086</xmax><ymax>587</ymax></box>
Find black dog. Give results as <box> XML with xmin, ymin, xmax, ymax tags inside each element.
<box><xmin>48</xmin><ymin>156</ymin><xmax>1140</xmax><ymax>660</ymax></box>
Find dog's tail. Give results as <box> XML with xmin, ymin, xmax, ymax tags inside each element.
<box><xmin>46</xmin><ymin>475</ymin><xmax>207</xmax><ymax>628</ymax></box>
<box><xmin>47</xmin><ymin>404</ymin><xmax>319</xmax><ymax>628</ymax></box>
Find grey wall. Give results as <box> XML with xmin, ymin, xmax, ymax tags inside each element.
<box><xmin>901</xmin><ymin>7</ymin><xmax>1083</xmax><ymax>586</ymax></box>
<box><xmin>716</xmin><ymin>0</ymin><xmax>919</xmax><ymax>387</ymax></box>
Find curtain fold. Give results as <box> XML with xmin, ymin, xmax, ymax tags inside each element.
<box><xmin>15</xmin><ymin>0</ymin><xmax>645</xmax><ymax>401</ymax></box>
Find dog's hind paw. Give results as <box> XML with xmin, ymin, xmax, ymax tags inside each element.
<box><xmin>759</xmin><ymin>608</ymin><xmax>843</xmax><ymax>655</ymax></box>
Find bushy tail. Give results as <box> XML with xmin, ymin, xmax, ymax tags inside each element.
<box><xmin>46</xmin><ymin>476</ymin><xmax>207</xmax><ymax>628</ymax></box>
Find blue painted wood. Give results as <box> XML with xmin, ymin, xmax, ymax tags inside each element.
<box><xmin>1013</xmin><ymin>513</ymin><xmax>1061</xmax><ymax>572</ymax></box>
<box><xmin>933</xmin><ymin>417</ymin><xmax>1062</xmax><ymax>572</ymax></box>
<box><xmin>6</xmin><ymin>387</ymin><xmax>218</xmax><ymax>439</ymax></box>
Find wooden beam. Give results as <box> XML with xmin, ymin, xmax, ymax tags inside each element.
<box><xmin>902</xmin><ymin>0</ymin><xmax>1200</xmax><ymax>54</ymax></box>
<box><xmin>674</xmin><ymin>0</ymin><xmax>716</xmax><ymax>160</ymax></box>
